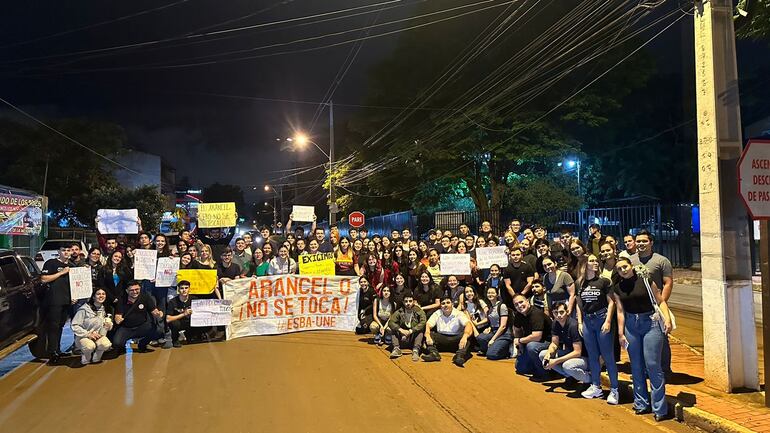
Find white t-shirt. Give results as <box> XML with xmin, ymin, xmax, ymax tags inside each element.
<box><xmin>427</xmin><ymin>308</ymin><xmax>469</xmax><ymax>335</ymax></box>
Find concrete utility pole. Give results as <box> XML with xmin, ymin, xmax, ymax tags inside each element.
<box><xmin>329</xmin><ymin>100</ymin><xmax>336</xmax><ymax>225</ymax></box>
<box><xmin>694</xmin><ymin>0</ymin><xmax>759</xmax><ymax>392</ymax></box>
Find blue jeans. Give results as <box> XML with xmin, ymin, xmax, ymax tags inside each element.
<box><xmin>477</xmin><ymin>328</ymin><xmax>512</xmax><ymax>360</ymax></box>
<box><xmin>112</xmin><ymin>320</ymin><xmax>160</xmax><ymax>350</ymax></box>
<box><xmin>516</xmin><ymin>341</ymin><xmax>550</xmax><ymax>377</ymax></box>
<box><xmin>538</xmin><ymin>349</ymin><xmax>591</xmax><ymax>383</ymax></box>
<box><xmin>625</xmin><ymin>312</ymin><xmax>667</xmax><ymax>416</ymax></box>
<box><xmin>582</xmin><ymin>310</ymin><xmax>619</xmax><ymax>388</ymax></box>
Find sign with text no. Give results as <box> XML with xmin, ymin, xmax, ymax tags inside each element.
<box><xmin>738</xmin><ymin>139</ymin><xmax>770</xmax><ymax>219</ymax></box>
<box><xmin>348</xmin><ymin>211</ymin><xmax>365</xmax><ymax>228</ymax></box>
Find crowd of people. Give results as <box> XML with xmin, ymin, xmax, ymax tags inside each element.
<box><xmin>39</xmin><ymin>215</ymin><xmax>674</xmax><ymax>421</ymax></box>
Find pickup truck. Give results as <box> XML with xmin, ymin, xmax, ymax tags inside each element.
<box><xmin>0</xmin><ymin>249</ymin><xmax>47</xmax><ymax>360</ymax></box>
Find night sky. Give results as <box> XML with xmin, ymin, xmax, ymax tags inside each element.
<box><xmin>0</xmin><ymin>0</ymin><xmax>421</xmax><ymax>201</ymax></box>
<box><xmin>1</xmin><ymin>1</ymin><xmax>766</xmax><ymax>208</ymax></box>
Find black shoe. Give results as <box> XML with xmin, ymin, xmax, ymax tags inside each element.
<box><xmin>135</xmin><ymin>346</ymin><xmax>153</xmax><ymax>353</ymax></box>
<box><xmin>563</xmin><ymin>377</ymin><xmax>579</xmax><ymax>390</ymax></box>
<box><xmin>654</xmin><ymin>413</ymin><xmax>672</xmax><ymax>422</ymax></box>
<box><xmin>173</xmin><ymin>341</ymin><xmax>182</xmax><ymax>348</ymax></box>
<box><xmin>56</xmin><ymin>350</ymin><xmax>72</xmax><ymax>357</ymax></box>
<box><xmin>47</xmin><ymin>353</ymin><xmax>61</xmax><ymax>365</ymax></box>
<box><xmin>634</xmin><ymin>407</ymin><xmax>652</xmax><ymax>415</ymax></box>
<box><xmin>421</xmin><ymin>351</ymin><xmax>441</xmax><ymax>362</ymax></box>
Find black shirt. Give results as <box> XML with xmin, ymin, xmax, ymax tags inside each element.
<box><xmin>217</xmin><ymin>262</ymin><xmax>241</xmax><ymax>283</ymax></box>
<box><xmin>167</xmin><ymin>295</ymin><xmax>192</xmax><ymax>320</ymax></box>
<box><xmin>579</xmin><ymin>276</ymin><xmax>611</xmax><ymax>315</ymax></box>
<box><xmin>413</xmin><ymin>284</ymin><xmax>442</xmax><ymax>317</ymax></box>
<box><xmin>116</xmin><ymin>293</ymin><xmax>157</xmax><ymax>328</ymax></box>
<box><xmin>502</xmin><ymin>262</ymin><xmax>534</xmax><ymax>307</ymax></box>
<box><xmin>551</xmin><ymin>317</ymin><xmax>582</xmax><ymax>351</ymax></box>
<box><xmin>42</xmin><ymin>258</ymin><xmax>71</xmax><ymax>306</ymax></box>
<box><xmin>513</xmin><ymin>307</ymin><xmax>551</xmax><ymax>342</ymax></box>
<box><xmin>612</xmin><ymin>273</ymin><xmax>654</xmax><ymax>314</ymax></box>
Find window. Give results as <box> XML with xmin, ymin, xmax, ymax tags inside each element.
<box><xmin>0</xmin><ymin>257</ymin><xmax>24</xmax><ymax>288</ymax></box>
<box><xmin>21</xmin><ymin>257</ymin><xmax>39</xmax><ymax>277</ymax></box>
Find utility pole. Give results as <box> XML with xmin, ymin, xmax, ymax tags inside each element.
<box><xmin>694</xmin><ymin>0</ymin><xmax>758</xmax><ymax>392</ymax></box>
<box><xmin>329</xmin><ymin>100</ymin><xmax>336</xmax><ymax>225</ymax></box>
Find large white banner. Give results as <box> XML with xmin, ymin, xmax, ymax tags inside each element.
<box><xmin>97</xmin><ymin>209</ymin><xmax>139</xmax><ymax>234</ymax></box>
<box><xmin>155</xmin><ymin>257</ymin><xmax>180</xmax><ymax>287</ymax></box>
<box><xmin>133</xmin><ymin>249</ymin><xmax>158</xmax><ymax>280</ymax></box>
<box><xmin>224</xmin><ymin>275</ymin><xmax>359</xmax><ymax>339</ymax></box>
<box><xmin>69</xmin><ymin>267</ymin><xmax>93</xmax><ymax>300</ymax></box>
<box><xmin>475</xmin><ymin>246</ymin><xmax>509</xmax><ymax>269</ymax></box>
<box><xmin>440</xmin><ymin>253</ymin><xmax>471</xmax><ymax>275</ymax></box>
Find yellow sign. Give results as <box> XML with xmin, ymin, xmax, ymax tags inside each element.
<box><xmin>177</xmin><ymin>269</ymin><xmax>218</xmax><ymax>295</ymax></box>
<box><xmin>298</xmin><ymin>252</ymin><xmax>335</xmax><ymax>276</ymax></box>
<box><xmin>198</xmin><ymin>202</ymin><xmax>236</xmax><ymax>228</ymax></box>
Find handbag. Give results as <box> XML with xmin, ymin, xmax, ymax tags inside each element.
<box><xmin>641</xmin><ymin>274</ymin><xmax>676</xmax><ymax>333</ymax></box>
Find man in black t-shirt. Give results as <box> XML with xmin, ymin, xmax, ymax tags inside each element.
<box><xmin>512</xmin><ymin>294</ymin><xmax>552</xmax><ymax>379</ymax></box>
<box><xmin>40</xmin><ymin>243</ymin><xmax>76</xmax><ymax>363</ymax></box>
<box><xmin>539</xmin><ymin>302</ymin><xmax>590</xmax><ymax>387</ymax></box>
<box><xmin>113</xmin><ymin>280</ymin><xmax>164</xmax><ymax>353</ymax></box>
<box><xmin>166</xmin><ymin>281</ymin><xmax>203</xmax><ymax>347</ymax></box>
<box><xmin>217</xmin><ymin>247</ymin><xmax>241</xmax><ymax>290</ymax></box>
<box><xmin>502</xmin><ymin>249</ymin><xmax>535</xmax><ymax>308</ymax></box>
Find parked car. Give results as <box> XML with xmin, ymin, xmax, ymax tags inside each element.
<box><xmin>630</xmin><ymin>219</ymin><xmax>680</xmax><ymax>241</ymax></box>
<box><xmin>35</xmin><ymin>239</ymin><xmax>88</xmax><ymax>269</ymax></box>
<box><xmin>0</xmin><ymin>249</ymin><xmax>47</xmax><ymax>360</ymax></box>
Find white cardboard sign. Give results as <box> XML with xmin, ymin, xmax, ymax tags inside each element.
<box><xmin>440</xmin><ymin>253</ymin><xmax>471</xmax><ymax>275</ymax></box>
<box><xmin>191</xmin><ymin>299</ymin><xmax>233</xmax><ymax>327</ymax></box>
<box><xmin>97</xmin><ymin>209</ymin><xmax>139</xmax><ymax>234</ymax></box>
<box><xmin>155</xmin><ymin>257</ymin><xmax>180</xmax><ymax>287</ymax></box>
<box><xmin>475</xmin><ymin>246</ymin><xmax>509</xmax><ymax>269</ymax></box>
<box><xmin>133</xmin><ymin>249</ymin><xmax>158</xmax><ymax>280</ymax></box>
<box><xmin>69</xmin><ymin>267</ymin><xmax>93</xmax><ymax>300</ymax></box>
<box><xmin>292</xmin><ymin>205</ymin><xmax>316</xmax><ymax>222</ymax></box>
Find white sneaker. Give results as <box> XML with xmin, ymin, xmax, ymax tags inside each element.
<box><xmin>80</xmin><ymin>354</ymin><xmax>91</xmax><ymax>365</ymax></box>
<box><xmin>581</xmin><ymin>384</ymin><xmax>603</xmax><ymax>399</ymax></box>
<box><xmin>607</xmin><ymin>388</ymin><xmax>619</xmax><ymax>405</ymax></box>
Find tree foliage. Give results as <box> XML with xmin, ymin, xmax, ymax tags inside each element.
<box><xmin>736</xmin><ymin>0</ymin><xmax>770</xmax><ymax>41</ymax></box>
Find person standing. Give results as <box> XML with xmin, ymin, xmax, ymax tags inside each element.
<box><xmin>502</xmin><ymin>248</ymin><xmax>535</xmax><ymax>309</ymax></box>
<box><xmin>631</xmin><ymin>230</ymin><xmax>674</xmax><ymax>376</ymax></box>
<box><xmin>612</xmin><ymin>257</ymin><xmax>673</xmax><ymax>421</ymax></box>
<box><xmin>587</xmin><ymin>224</ymin><xmax>605</xmax><ymax>257</ymax></box>
<box><xmin>619</xmin><ymin>234</ymin><xmax>637</xmax><ymax>260</ymax></box>
<box><xmin>576</xmin><ymin>255</ymin><xmax>619</xmax><ymax>404</ymax></box>
<box><xmin>40</xmin><ymin>243</ymin><xmax>75</xmax><ymax>363</ymax></box>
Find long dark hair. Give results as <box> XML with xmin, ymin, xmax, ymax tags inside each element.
<box><xmin>154</xmin><ymin>233</ymin><xmax>172</xmax><ymax>257</ymax></box>
<box><xmin>105</xmin><ymin>250</ymin><xmax>128</xmax><ymax>274</ymax></box>
<box><xmin>87</xmin><ymin>287</ymin><xmax>107</xmax><ymax>312</ymax></box>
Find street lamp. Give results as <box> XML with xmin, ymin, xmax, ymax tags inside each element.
<box><xmin>558</xmin><ymin>159</ymin><xmax>581</xmax><ymax>197</ymax></box>
<box><xmin>286</xmin><ymin>131</ymin><xmax>336</xmax><ymax>224</ymax></box>
<box><xmin>264</xmin><ymin>184</ymin><xmax>283</xmax><ymax>232</ymax></box>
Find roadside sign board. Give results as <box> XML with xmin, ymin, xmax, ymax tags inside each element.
<box><xmin>348</xmin><ymin>211</ymin><xmax>365</xmax><ymax>228</ymax></box>
<box><xmin>738</xmin><ymin>139</ymin><xmax>770</xmax><ymax>219</ymax></box>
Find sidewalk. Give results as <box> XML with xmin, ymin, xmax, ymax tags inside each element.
<box><xmin>673</xmin><ymin>268</ymin><xmax>763</xmax><ymax>291</ymax></box>
<box><xmin>604</xmin><ymin>336</ymin><xmax>769</xmax><ymax>433</ymax></box>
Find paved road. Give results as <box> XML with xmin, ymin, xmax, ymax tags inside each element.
<box><xmin>0</xmin><ymin>331</ymin><xmax>696</xmax><ymax>433</ymax></box>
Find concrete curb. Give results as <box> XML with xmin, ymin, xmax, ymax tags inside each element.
<box><xmin>599</xmin><ymin>372</ymin><xmax>755</xmax><ymax>433</ymax></box>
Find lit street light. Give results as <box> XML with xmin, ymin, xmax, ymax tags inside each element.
<box><xmin>558</xmin><ymin>158</ymin><xmax>581</xmax><ymax>197</ymax></box>
<box><xmin>281</xmin><ymin>128</ymin><xmax>336</xmax><ymax>225</ymax></box>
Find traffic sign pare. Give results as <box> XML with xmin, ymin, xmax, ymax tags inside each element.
<box><xmin>348</xmin><ymin>211</ymin><xmax>365</xmax><ymax>228</ymax></box>
<box><xmin>738</xmin><ymin>139</ymin><xmax>770</xmax><ymax>219</ymax></box>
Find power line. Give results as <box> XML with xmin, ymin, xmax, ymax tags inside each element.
<box><xmin>0</xmin><ymin>0</ymin><xmax>193</xmax><ymax>50</ymax></box>
<box><xmin>0</xmin><ymin>0</ymin><xmax>405</xmax><ymax>67</ymax></box>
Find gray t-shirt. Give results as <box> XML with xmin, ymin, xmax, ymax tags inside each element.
<box><xmin>487</xmin><ymin>301</ymin><xmax>509</xmax><ymax>329</ymax></box>
<box><xmin>631</xmin><ymin>252</ymin><xmax>672</xmax><ymax>292</ymax></box>
<box><xmin>544</xmin><ymin>271</ymin><xmax>574</xmax><ymax>305</ymax></box>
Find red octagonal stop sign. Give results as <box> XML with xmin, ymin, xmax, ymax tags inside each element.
<box><xmin>348</xmin><ymin>211</ymin><xmax>365</xmax><ymax>228</ymax></box>
<box><xmin>738</xmin><ymin>139</ymin><xmax>770</xmax><ymax>219</ymax></box>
